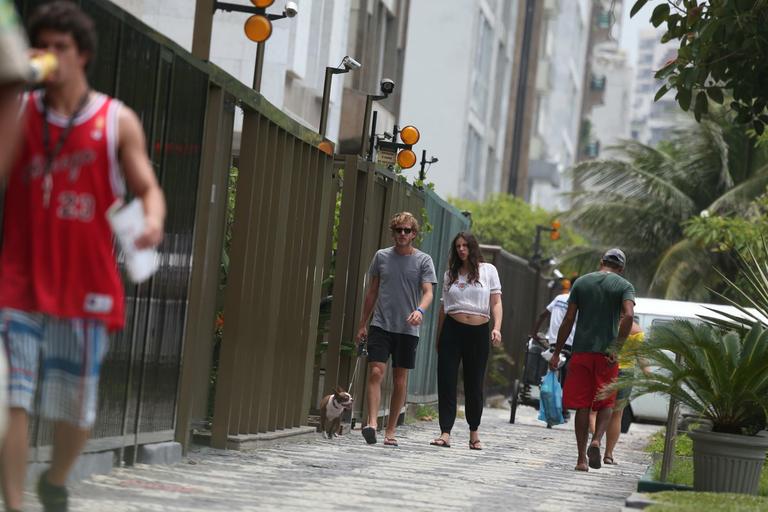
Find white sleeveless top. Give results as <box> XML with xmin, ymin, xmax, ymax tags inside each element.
<box><xmin>441</xmin><ymin>263</ymin><xmax>502</xmax><ymax>319</ymax></box>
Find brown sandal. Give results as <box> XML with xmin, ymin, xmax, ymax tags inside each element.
<box><xmin>430</xmin><ymin>438</ymin><xmax>451</xmax><ymax>448</ymax></box>
<box><xmin>383</xmin><ymin>437</ymin><xmax>398</xmax><ymax>447</ymax></box>
<box><xmin>469</xmin><ymin>439</ymin><xmax>482</xmax><ymax>450</ymax></box>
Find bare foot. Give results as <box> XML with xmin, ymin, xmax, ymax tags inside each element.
<box><xmin>575</xmin><ymin>462</ymin><xmax>589</xmax><ymax>471</ymax></box>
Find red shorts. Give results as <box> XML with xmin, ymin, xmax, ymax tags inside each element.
<box><xmin>562</xmin><ymin>352</ymin><xmax>619</xmax><ymax>411</ymax></box>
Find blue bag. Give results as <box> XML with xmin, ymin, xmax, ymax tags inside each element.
<box><xmin>538</xmin><ymin>370</ymin><xmax>565</xmax><ymax>426</ymax></box>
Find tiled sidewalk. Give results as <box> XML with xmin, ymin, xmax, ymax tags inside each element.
<box><xmin>23</xmin><ymin>405</ymin><xmax>658</xmax><ymax>511</ymax></box>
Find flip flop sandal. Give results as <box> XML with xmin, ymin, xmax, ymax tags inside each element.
<box><xmin>587</xmin><ymin>445</ymin><xmax>602</xmax><ymax>469</ymax></box>
<box><xmin>469</xmin><ymin>440</ymin><xmax>483</xmax><ymax>450</ymax></box>
<box><xmin>430</xmin><ymin>438</ymin><xmax>451</xmax><ymax>448</ymax></box>
<box><xmin>361</xmin><ymin>426</ymin><xmax>377</xmax><ymax>445</ymax></box>
<box><xmin>383</xmin><ymin>437</ymin><xmax>398</xmax><ymax>447</ymax></box>
<box><xmin>603</xmin><ymin>456</ymin><xmax>617</xmax><ymax>465</ymax></box>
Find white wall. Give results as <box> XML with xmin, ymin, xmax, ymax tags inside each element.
<box><xmin>399</xmin><ymin>0</ymin><xmax>474</xmax><ymax>199</ymax></box>
<box><xmin>400</xmin><ymin>0</ymin><xmax>517</xmax><ymax>201</ymax></box>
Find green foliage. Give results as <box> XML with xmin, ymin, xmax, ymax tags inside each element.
<box><xmin>565</xmin><ymin>115</ymin><xmax>768</xmax><ymax>299</ymax></box>
<box><xmin>630</xmin><ymin>0</ymin><xmax>768</xmax><ymax>131</ymax></box>
<box><xmin>695</xmin><ymin>239</ymin><xmax>768</xmax><ymax>336</ymax></box>
<box><xmin>450</xmin><ymin>194</ymin><xmax>581</xmax><ymax>260</ymax></box>
<box><xmin>646</xmin><ymin>491</ymin><xmax>768</xmax><ymax>512</ymax></box>
<box><xmin>219</xmin><ymin>166</ymin><xmax>239</xmax><ymax>289</ymax></box>
<box><xmin>684</xmin><ymin>193</ymin><xmax>768</xmax><ymax>255</ymax></box>
<box><xmin>608</xmin><ymin>320</ymin><xmax>768</xmax><ymax>435</ymax></box>
<box><xmin>650</xmin><ymin>457</ymin><xmax>695</xmax><ymax>488</ymax></box>
<box><xmin>414</xmin><ymin>404</ymin><xmax>437</xmax><ymax>421</ymax></box>
<box><xmin>646</xmin><ymin>429</ymin><xmax>693</xmax><ymax>457</ymax></box>
<box><xmin>486</xmin><ymin>346</ymin><xmax>515</xmax><ymax>393</ymax></box>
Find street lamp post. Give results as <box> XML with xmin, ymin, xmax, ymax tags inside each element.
<box><xmin>212</xmin><ymin>1</ymin><xmax>298</xmax><ymax>92</ymax></box>
<box><xmin>319</xmin><ymin>56</ymin><xmax>361</xmax><ymax>138</ymax></box>
<box><xmin>418</xmin><ymin>150</ymin><xmax>438</xmax><ymax>183</ymax></box>
<box><xmin>529</xmin><ymin>221</ymin><xmax>560</xmax><ymax>327</ymax></box>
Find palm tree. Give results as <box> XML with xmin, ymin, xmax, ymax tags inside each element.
<box><xmin>564</xmin><ymin>114</ymin><xmax>768</xmax><ymax>300</ymax></box>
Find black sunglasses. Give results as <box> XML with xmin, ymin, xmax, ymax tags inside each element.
<box><xmin>393</xmin><ymin>227</ymin><xmax>413</xmax><ymax>234</ymax></box>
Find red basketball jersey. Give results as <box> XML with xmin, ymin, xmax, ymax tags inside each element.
<box><xmin>0</xmin><ymin>91</ymin><xmax>126</xmax><ymax>330</ymax></box>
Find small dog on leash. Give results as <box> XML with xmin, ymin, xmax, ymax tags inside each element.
<box><xmin>319</xmin><ymin>386</ymin><xmax>354</xmax><ymax>438</ymax></box>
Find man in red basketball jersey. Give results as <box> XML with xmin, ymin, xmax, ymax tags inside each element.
<box><xmin>0</xmin><ymin>3</ymin><xmax>165</xmax><ymax>511</ymax></box>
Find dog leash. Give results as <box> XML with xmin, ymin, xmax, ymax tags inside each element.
<box><xmin>347</xmin><ymin>336</ymin><xmax>368</xmax><ymax>390</ymax></box>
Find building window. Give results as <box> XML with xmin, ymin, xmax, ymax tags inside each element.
<box><xmin>471</xmin><ymin>14</ymin><xmax>493</xmax><ymax>117</ymax></box>
<box><xmin>463</xmin><ymin>125</ymin><xmax>483</xmax><ymax>198</ymax></box>
<box><xmin>590</xmin><ymin>74</ymin><xmax>606</xmax><ymax>91</ymax></box>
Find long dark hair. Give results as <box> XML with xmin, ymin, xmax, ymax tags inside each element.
<box><xmin>447</xmin><ymin>232</ymin><xmax>484</xmax><ymax>285</ymax></box>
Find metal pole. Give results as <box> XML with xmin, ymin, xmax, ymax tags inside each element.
<box><xmin>253</xmin><ymin>41</ymin><xmax>265</xmax><ymax>91</ymax></box>
<box><xmin>192</xmin><ymin>0</ymin><xmax>215</xmax><ymax>60</ymax></box>
<box><xmin>660</xmin><ymin>354</ymin><xmax>682</xmax><ymax>481</ymax></box>
<box><xmin>530</xmin><ymin>226</ymin><xmax>544</xmax><ymax>326</ymax></box>
<box><xmin>507</xmin><ymin>0</ymin><xmax>537</xmax><ymax>195</ymax></box>
<box><xmin>367</xmin><ymin>110</ymin><xmax>378</xmax><ymax>162</ymax></box>
<box><xmin>419</xmin><ymin>149</ymin><xmax>427</xmax><ymax>182</ymax></box>
<box><xmin>319</xmin><ymin>67</ymin><xmax>334</xmax><ymax>137</ymax></box>
<box><xmin>360</xmin><ymin>94</ymin><xmax>374</xmax><ymax>157</ymax></box>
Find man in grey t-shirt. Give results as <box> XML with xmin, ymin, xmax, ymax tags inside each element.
<box><xmin>356</xmin><ymin>212</ymin><xmax>436</xmax><ymax>446</ymax></box>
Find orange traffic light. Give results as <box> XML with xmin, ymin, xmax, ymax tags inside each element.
<box><xmin>550</xmin><ymin>219</ymin><xmax>561</xmax><ymax>240</ymax></box>
<box><xmin>250</xmin><ymin>0</ymin><xmax>275</xmax><ymax>6</ymax></box>
<box><xmin>400</xmin><ymin>125</ymin><xmax>420</xmax><ymax>145</ymax></box>
<box><xmin>244</xmin><ymin>15</ymin><xmax>272</xmax><ymax>42</ymax></box>
<box><xmin>397</xmin><ymin>149</ymin><xmax>417</xmax><ymax>169</ymax></box>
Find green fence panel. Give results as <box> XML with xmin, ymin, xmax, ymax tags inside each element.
<box><xmin>408</xmin><ymin>189</ymin><xmax>470</xmax><ymax>403</ymax></box>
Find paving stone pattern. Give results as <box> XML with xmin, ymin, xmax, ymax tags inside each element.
<box><xmin>23</xmin><ymin>406</ymin><xmax>658</xmax><ymax>511</ymax></box>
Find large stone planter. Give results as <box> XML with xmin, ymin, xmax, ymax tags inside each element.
<box><xmin>689</xmin><ymin>429</ymin><xmax>768</xmax><ymax>494</ymax></box>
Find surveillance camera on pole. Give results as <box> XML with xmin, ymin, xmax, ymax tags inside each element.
<box><xmin>319</xmin><ymin>55</ymin><xmax>362</xmax><ymax>138</ymax></box>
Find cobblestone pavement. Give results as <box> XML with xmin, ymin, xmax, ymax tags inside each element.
<box><xmin>24</xmin><ymin>405</ymin><xmax>658</xmax><ymax>511</ymax></box>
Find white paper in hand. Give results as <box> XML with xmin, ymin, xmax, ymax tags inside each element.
<box><xmin>107</xmin><ymin>199</ymin><xmax>159</xmax><ymax>283</ymax></box>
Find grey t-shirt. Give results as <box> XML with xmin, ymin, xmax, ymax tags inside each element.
<box><xmin>368</xmin><ymin>247</ymin><xmax>437</xmax><ymax>337</ymax></box>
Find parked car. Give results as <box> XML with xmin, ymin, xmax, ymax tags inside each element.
<box><xmin>622</xmin><ymin>297</ymin><xmax>763</xmax><ymax>432</ymax></box>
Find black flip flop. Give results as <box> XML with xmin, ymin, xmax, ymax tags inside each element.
<box><xmin>587</xmin><ymin>445</ymin><xmax>602</xmax><ymax>469</ymax></box>
<box><xmin>362</xmin><ymin>426</ymin><xmax>377</xmax><ymax>444</ymax></box>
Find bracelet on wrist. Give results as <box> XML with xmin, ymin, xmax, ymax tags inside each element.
<box><xmin>416</xmin><ymin>307</ymin><xmax>425</xmax><ymax>315</ymax></box>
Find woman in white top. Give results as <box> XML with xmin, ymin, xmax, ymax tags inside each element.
<box><xmin>430</xmin><ymin>232</ymin><xmax>502</xmax><ymax>450</ymax></box>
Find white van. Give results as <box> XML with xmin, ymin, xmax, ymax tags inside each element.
<box><xmin>624</xmin><ymin>297</ymin><xmax>760</xmax><ymax>429</ymax></box>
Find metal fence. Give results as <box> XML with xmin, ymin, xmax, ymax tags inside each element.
<box><xmin>321</xmin><ymin>157</ymin><xmax>424</xmax><ymax>426</ymax></box>
<box><xmin>14</xmin><ymin>0</ymin><xmax>334</xmax><ymax>454</ymax></box>
<box><xmin>16</xmin><ymin>0</ymin><xmax>207</xmax><ymax>457</ymax></box>
<box><xmin>481</xmin><ymin>246</ymin><xmax>552</xmax><ymax>392</ymax></box>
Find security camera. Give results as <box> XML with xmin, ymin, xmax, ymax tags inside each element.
<box><xmin>380</xmin><ymin>78</ymin><xmax>395</xmax><ymax>95</ymax></box>
<box><xmin>341</xmin><ymin>56</ymin><xmax>362</xmax><ymax>71</ymax></box>
<box><xmin>284</xmin><ymin>1</ymin><xmax>298</xmax><ymax>17</ymax></box>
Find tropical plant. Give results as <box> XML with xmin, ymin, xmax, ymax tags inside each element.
<box><xmin>609</xmin><ymin>320</ymin><xmax>768</xmax><ymax>435</ymax></box>
<box><xmin>630</xmin><ymin>0</ymin><xmax>768</xmax><ymax>133</ymax></box>
<box><xmin>696</xmin><ymin>238</ymin><xmax>768</xmax><ymax>333</ymax></box>
<box><xmin>565</xmin><ymin>114</ymin><xmax>768</xmax><ymax>299</ymax></box>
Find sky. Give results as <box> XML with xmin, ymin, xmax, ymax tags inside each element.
<box><xmin>618</xmin><ymin>0</ymin><xmax>666</xmax><ymax>70</ymax></box>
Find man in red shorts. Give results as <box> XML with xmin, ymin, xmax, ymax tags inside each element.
<box><xmin>549</xmin><ymin>249</ymin><xmax>634</xmax><ymax>471</ymax></box>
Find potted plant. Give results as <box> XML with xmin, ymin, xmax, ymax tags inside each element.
<box><xmin>610</xmin><ymin>319</ymin><xmax>768</xmax><ymax>494</ymax></box>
